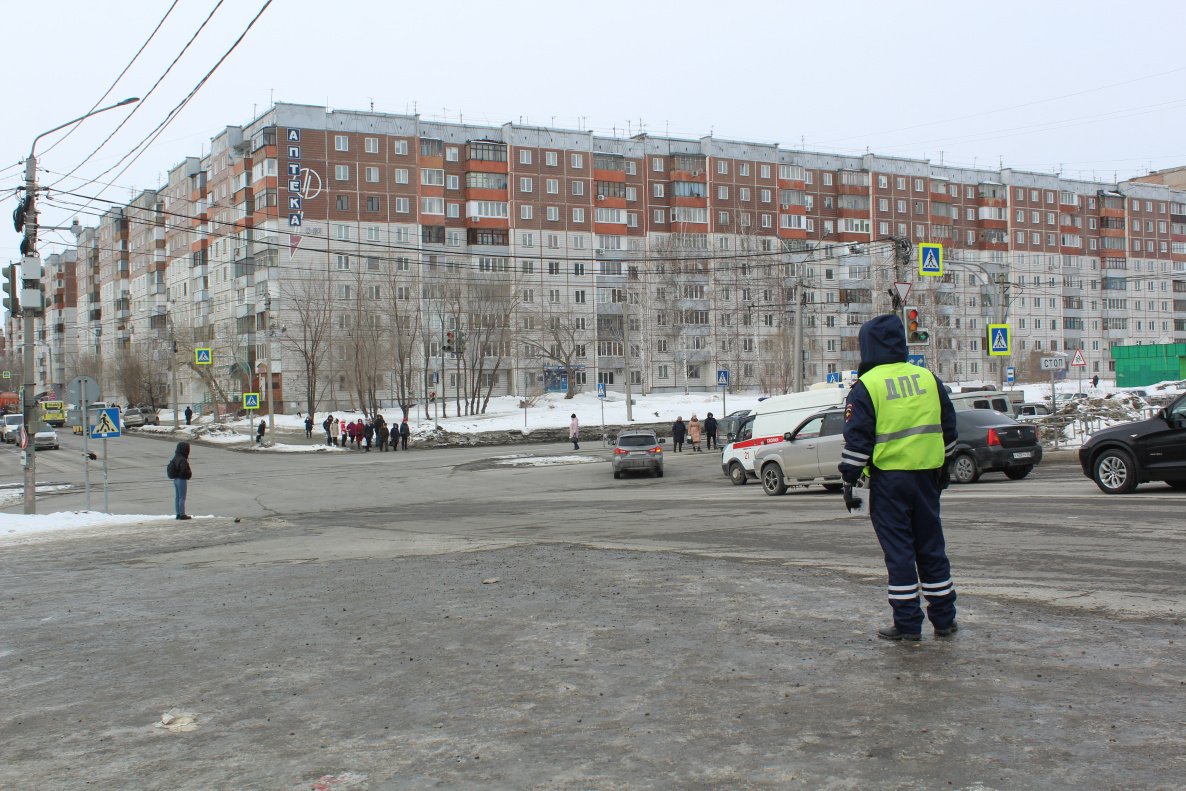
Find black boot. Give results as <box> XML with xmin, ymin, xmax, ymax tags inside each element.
<box><xmin>877</xmin><ymin>626</ymin><xmax>921</xmax><ymax>641</ymax></box>
<box><xmin>934</xmin><ymin>622</ymin><xmax>959</xmax><ymax>637</ymax></box>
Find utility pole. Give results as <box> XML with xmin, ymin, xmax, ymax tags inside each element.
<box><xmin>621</xmin><ymin>284</ymin><xmax>633</xmax><ymax>421</ymax></box>
<box><xmin>170</xmin><ymin>316</ymin><xmax>179</xmax><ymax>430</ymax></box>
<box><xmin>792</xmin><ymin>280</ymin><xmax>804</xmax><ymax>392</ymax></box>
<box><xmin>264</xmin><ymin>296</ymin><xmax>274</xmax><ymax>435</ymax></box>
<box><xmin>17</xmin><ymin>97</ymin><xmax>140</xmax><ymax>515</ymax></box>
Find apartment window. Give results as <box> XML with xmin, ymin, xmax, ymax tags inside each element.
<box><xmin>335</xmin><ymin>224</ymin><xmax>350</xmax><ymax>240</ymax></box>
<box><xmin>521</xmin><ymin>177</ymin><xmax>533</xmax><ymax>193</ymax></box>
<box><xmin>896</xmin><ymin>199</ymin><xmax>906</xmax><ymax>213</ymax></box>
<box><xmin>624</xmin><ymin>160</ymin><xmax>636</xmax><ymax>175</ymax></box>
<box><xmin>420</xmin><ymin>197</ymin><xmax>444</xmax><ymax>215</ymax></box>
<box><xmin>521</xmin><ymin>233</ymin><xmax>533</xmax><ymax>247</ymax></box>
<box><xmin>879</xmin><ymin>221</ymin><xmax>889</xmax><ymax>235</ymax></box>
<box><xmin>761</xmin><ymin>189</ymin><xmax>771</xmax><ymax>202</ymax></box>
<box><xmin>334</xmin><ymin>135</ymin><xmax>348</xmax><ymax>152</ymax></box>
<box><xmin>548</xmin><ymin>261</ymin><xmax>560</xmax><ymax>275</ymax></box>
<box><xmin>716</xmin><ymin>160</ymin><xmax>728</xmax><ymax>175</ymax></box>
<box><xmin>364</xmin><ymin>137</ymin><xmax>378</xmax><ymax>154</ymax></box>
<box><xmin>335</xmin><ymin>254</ymin><xmax>350</xmax><ymax>270</ymax></box>
<box><xmin>334</xmin><ymin>165</ymin><xmax>350</xmax><ymax>181</ymax></box>
<box><xmin>520</xmin><ymin>149</ymin><xmax>532</xmax><ymax>165</ymax></box>
<box><xmin>625</xmin><ymin>186</ymin><xmax>637</xmax><ymax>202</ymax></box>
<box><xmin>335</xmin><ymin>195</ymin><xmax>349</xmax><ymax>211</ymax></box>
<box><xmin>574</xmin><ymin>290</ymin><xmax>586</xmax><ymax>304</ymax></box>
<box><xmin>572</xmin><ymin>208</ymin><xmax>585</xmax><ymax>223</ymax></box>
<box><xmin>447</xmin><ymin>203</ymin><xmax>460</xmax><ymax>218</ymax></box>
<box><xmin>546</xmin><ymin>151</ymin><xmax>558</xmax><ymax>167</ymax></box>
<box><xmin>421</xmin><ymin>168</ymin><xmax>444</xmax><ymax>186</ymax></box>
<box><xmin>574</xmin><ymin>262</ymin><xmax>585</xmax><ymax>275</ymax></box>
<box><xmin>571</xmin><ymin>153</ymin><xmax>584</xmax><ymax>169</ymax></box>
<box><xmin>546</xmin><ymin>206</ymin><xmax>559</xmax><ymax>221</ymax></box>
<box><xmin>572</xmin><ymin>181</ymin><xmax>585</xmax><ymax>196</ymax></box>
<box><xmin>393</xmin><ymin>140</ymin><xmax>408</xmax><ymax>155</ymax></box>
<box><xmin>395</xmin><ymin>168</ymin><xmax>409</xmax><ymax>184</ymax></box>
<box><xmin>394</xmin><ymin>197</ymin><xmax>409</xmax><ymax>213</ymax></box>
<box><xmin>896</xmin><ymin>177</ymin><xmax>906</xmax><ymax>190</ymax></box>
<box><xmin>653</xmin><ymin>209</ymin><xmax>666</xmax><ymax>224</ymax></box>
<box><xmin>365</xmin><ymin>166</ymin><xmax>379</xmax><ymax>183</ymax></box>
<box><xmin>879</xmin><ymin>198</ymin><xmax>890</xmax><ymax>212</ymax></box>
<box><xmin>366</xmin><ymin>197</ymin><xmax>380</xmax><ymax>212</ymax></box>
<box><xmin>548</xmin><ymin>289</ymin><xmax>560</xmax><ymax>303</ymax></box>
<box><xmin>653</xmin><ymin>183</ymin><xmax>665</xmax><ymax>198</ymax></box>
<box><xmin>717</xmin><ymin>186</ymin><xmax>729</xmax><ymax>200</ymax></box>
<box><xmin>446</xmin><ymin>230</ymin><xmax>462</xmax><ymax>246</ymax></box>
<box><xmin>521</xmin><ymin>204</ymin><xmax>533</xmax><ymax>220</ymax></box>
<box><xmin>739</xmin><ymin>187</ymin><xmax>750</xmax><ymax>201</ymax></box>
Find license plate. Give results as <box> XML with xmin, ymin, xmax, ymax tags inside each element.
<box><xmin>1012</xmin><ymin>451</ymin><xmax>1033</xmax><ymax>459</ymax></box>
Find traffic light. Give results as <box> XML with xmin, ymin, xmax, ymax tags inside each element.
<box><xmin>906</xmin><ymin>309</ymin><xmax>930</xmax><ymax>345</ymax></box>
<box><xmin>2</xmin><ymin>265</ymin><xmax>17</xmax><ymax>315</ymax></box>
<box><xmin>456</xmin><ymin>330</ymin><xmax>466</xmax><ymax>355</ymax></box>
<box><xmin>443</xmin><ymin>332</ymin><xmax>454</xmax><ymax>354</ymax></box>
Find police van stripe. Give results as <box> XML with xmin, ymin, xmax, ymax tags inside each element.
<box><xmin>874</xmin><ymin>424</ymin><xmax>943</xmax><ymax>444</ymax></box>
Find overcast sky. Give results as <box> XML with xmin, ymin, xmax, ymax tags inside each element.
<box><xmin>4</xmin><ymin>0</ymin><xmax>1186</xmax><ymax>267</ymax></box>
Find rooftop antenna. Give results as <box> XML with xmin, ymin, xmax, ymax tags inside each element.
<box><xmin>551</xmin><ymin>116</ymin><xmax>556</xmax><ymax>126</ymax></box>
<box><xmin>413</xmin><ymin>101</ymin><xmax>417</xmax><ymax>114</ymax></box>
<box><xmin>626</xmin><ymin>120</ymin><xmax>631</xmax><ymax>136</ymax></box>
<box><xmin>666</xmin><ymin>120</ymin><xmax>669</xmax><ymax>135</ymax></box>
<box><xmin>999</xmin><ymin>155</ymin><xmax>1003</xmax><ymax>169</ymax></box>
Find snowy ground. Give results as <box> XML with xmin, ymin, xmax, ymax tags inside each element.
<box><xmin>493</xmin><ymin>455</ymin><xmax>603</xmax><ymax>467</ymax></box>
<box><xmin>0</xmin><ymin>511</ymin><xmax>215</xmax><ymax>541</ymax></box>
<box><xmin>0</xmin><ymin>484</ymin><xmax>74</xmax><ymax>510</ymax></box>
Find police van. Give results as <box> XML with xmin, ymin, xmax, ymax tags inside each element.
<box><xmin>720</xmin><ymin>387</ymin><xmax>851</xmax><ymax>485</ymax></box>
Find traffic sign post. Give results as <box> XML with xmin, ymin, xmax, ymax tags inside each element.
<box><xmin>2</xmin><ymin>370</ymin><xmax>9</xmax><ymax>379</ymax></box>
<box><xmin>68</xmin><ymin>376</ymin><xmax>101</xmax><ymax>510</ymax></box>
<box><xmin>987</xmin><ymin>324</ymin><xmax>1011</xmax><ymax>356</ymax></box>
<box><xmin>918</xmin><ymin>243</ymin><xmax>943</xmax><ymax>277</ymax></box>
<box><xmin>717</xmin><ymin>369</ymin><xmax>729</xmax><ymax>416</ymax></box>
<box><xmin>90</xmin><ymin>407</ymin><xmax>120</xmax><ymax>513</ymax></box>
<box><xmin>1041</xmin><ymin>356</ymin><xmax>1067</xmax><ymax>449</ymax></box>
<box><xmin>1006</xmin><ymin>366</ymin><xmax>1015</xmax><ymax>385</ymax></box>
<box><xmin>1070</xmin><ymin>348</ymin><xmax>1087</xmax><ymax>396</ymax></box>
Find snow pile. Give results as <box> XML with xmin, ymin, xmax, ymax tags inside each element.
<box><xmin>494</xmin><ymin>455</ymin><xmax>603</xmax><ymax>467</ymax></box>
<box><xmin>0</xmin><ymin>484</ymin><xmax>74</xmax><ymax>510</ymax></box>
<box><xmin>0</xmin><ymin>511</ymin><xmax>213</xmax><ymax>540</ymax></box>
<box><xmin>248</xmin><ymin>442</ymin><xmax>345</xmax><ymax>453</ymax></box>
<box><xmin>1027</xmin><ymin>392</ymin><xmax>1154</xmax><ymax>448</ymax></box>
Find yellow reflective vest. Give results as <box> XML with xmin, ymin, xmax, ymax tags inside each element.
<box><xmin>858</xmin><ymin>362</ymin><xmax>945</xmax><ymax>471</ymax></box>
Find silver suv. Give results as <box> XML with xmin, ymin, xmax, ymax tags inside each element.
<box><xmin>611</xmin><ymin>431</ymin><xmax>665</xmax><ymax>478</ymax></box>
<box><xmin>754</xmin><ymin>409</ymin><xmax>847</xmax><ymax>496</ymax></box>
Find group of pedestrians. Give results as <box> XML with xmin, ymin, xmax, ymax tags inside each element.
<box><xmin>321</xmin><ymin>414</ymin><xmax>410</xmax><ymax>451</ymax></box>
<box><xmin>670</xmin><ymin>412</ymin><xmax>718</xmax><ymax>452</ymax></box>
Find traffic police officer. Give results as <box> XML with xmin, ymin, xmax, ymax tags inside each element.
<box><xmin>838</xmin><ymin>314</ymin><xmax>959</xmax><ymax>641</ymax></box>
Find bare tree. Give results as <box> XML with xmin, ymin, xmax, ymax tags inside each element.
<box><xmin>111</xmin><ymin>343</ymin><xmax>168</xmax><ymax>408</ymax></box>
<box><xmin>381</xmin><ymin>258</ymin><xmax>422</xmax><ymax>419</ymax></box>
<box><xmin>524</xmin><ymin>300</ymin><xmax>588</xmax><ymax>400</ymax></box>
<box><xmin>457</xmin><ymin>269</ymin><xmax>520</xmax><ymax>414</ymax></box>
<box><xmin>172</xmin><ymin>317</ymin><xmax>237</xmax><ymax>422</ymax></box>
<box><xmin>278</xmin><ymin>273</ymin><xmax>334</xmax><ymax>416</ymax></box>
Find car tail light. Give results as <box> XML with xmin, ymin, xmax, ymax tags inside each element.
<box><xmin>614</xmin><ymin>447</ymin><xmax>628</xmax><ymax>454</ymax></box>
<box><xmin>648</xmin><ymin>447</ymin><xmax>662</xmax><ymax>454</ymax></box>
<box><xmin>986</xmin><ymin>428</ymin><xmax>1001</xmax><ymax>446</ymax></box>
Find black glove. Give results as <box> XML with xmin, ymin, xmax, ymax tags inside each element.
<box><xmin>843</xmin><ymin>484</ymin><xmax>862</xmax><ymax>513</ymax></box>
<box><xmin>936</xmin><ymin>461</ymin><xmax>951</xmax><ymax>491</ymax></box>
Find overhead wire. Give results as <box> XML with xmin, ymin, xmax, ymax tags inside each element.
<box><xmin>47</xmin><ymin>0</ymin><xmax>225</xmax><ymax>190</ymax></box>
<box><xmin>38</xmin><ymin>0</ymin><xmax>181</xmax><ymax>159</ymax></box>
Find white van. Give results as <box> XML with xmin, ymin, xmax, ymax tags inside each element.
<box><xmin>721</xmin><ymin>387</ymin><xmax>850</xmax><ymax>485</ymax></box>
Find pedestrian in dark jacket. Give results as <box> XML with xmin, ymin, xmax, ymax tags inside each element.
<box><xmin>672</xmin><ymin>417</ymin><xmax>686</xmax><ymax>452</ymax></box>
<box><xmin>256</xmin><ymin>419</ymin><xmax>266</xmax><ymax>444</ymax></box>
<box><xmin>363</xmin><ymin>420</ymin><xmax>374</xmax><ymax>451</ymax></box>
<box><xmin>184</xmin><ymin>406</ymin><xmax>193</xmax><ymax>426</ymax></box>
<box><xmin>377</xmin><ymin>419</ymin><xmax>389</xmax><ymax>452</ymax></box>
<box><xmin>399</xmin><ymin>417</ymin><xmax>410</xmax><ymax>450</ymax></box>
<box><xmin>304</xmin><ymin>415</ymin><xmax>314</xmax><ymax>438</ymax></box>
<box><xmin>323</xmin><ymin>415</ymin><xmax>333</xmax><ymax>446</ymax></box>
<box><xmin>704</xmin><ymin>412</ymin><xmax>719</xmax><ymax>450</ymax></box>
<box><xmin>166</xmin><ymin>441</ymin><xmax>193</xmax><ymax>520</ymax></box>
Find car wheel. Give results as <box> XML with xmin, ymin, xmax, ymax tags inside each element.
<box><xmin>1165</xmin><ymin>480</ymin><xmax>1186</xmax><ymax>490</ymax></box>
<box><xmin>729</xmin><ymin>462</ymin><xmax>748</xmax><ymax>486</ymax></box>
<box><xmin>822</xmin><ymin>482</ymin><xmax>844</xmax><ymax>493</ymax></box>
<box><xmin>1093</xmin><ymin>449</ymin><xmax>1137</xmax><ymax>494</ymax></box>
<box><xmin>1004</xmin><ymin>465</ymin><xmax>1033</xmax><ymax>480</ymax></box>
<box><xmin>613</xmin><ymin>470</ymin><xmax>621</xmax><ymax>480</ymax></box>
<box><xmin>761</xmin><ymin>463</ymin><xmax>787</xmax><ymax>496</ymax></box>
<box><xmin>655</xmin><ymin>468</ymin><xmax>664</xmax><ymax>478</ymax></box>
<box><xmin>952</xmin><ymin>453</ymin><xmax>980</xmax><ymax>484</ymax></box>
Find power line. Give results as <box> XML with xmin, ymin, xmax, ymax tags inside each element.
<box><xmin>38</xmin><ymin>0</ymin><xmax>181</xmax><ymax>159</ymax></box>
<box><xmin>48</xmin><ymin>1</ymin><xmax>225</xmax><ymax>190</ymax></box>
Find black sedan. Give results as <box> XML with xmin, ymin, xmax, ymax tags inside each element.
<box><xmin>1078</xmin><ymin>393</ymin><xmax>1186</xmax><ymax>494</ymax></box>
<box><xmin>949</xmin><ymin>410</ymin><xmax>1043</xmax><ymax>484</ymax></box>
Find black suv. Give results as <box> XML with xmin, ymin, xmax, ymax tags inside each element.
<box><xmin>1078</xmin><ymin>394</ymin><xmax>1186</xmax><ymax>494</ymax></box>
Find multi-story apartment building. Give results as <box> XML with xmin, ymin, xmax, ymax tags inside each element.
<box><xmin>33</xmin><ymin>249</ymin><xmax>78</xmax><ymax>391</ymax></box>
<box><xmin>40</xmin><ymin>102</ymin><xmax>1186</xmax><ymax>412</ymax></box>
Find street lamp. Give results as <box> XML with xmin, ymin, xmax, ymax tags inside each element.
<box><xmin>17</xmin><ymin>97</ymin><xmax>139</xmax><ymax>515</ymax></box>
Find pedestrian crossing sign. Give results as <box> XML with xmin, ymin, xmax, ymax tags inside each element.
<box><xmin>918</xmin><ymin>243</ymin><xmax>943</xmax><ymax>276</ymax></box>
<box><xmin>597</xmin><ymin>383</ymin><xmax>606</xmax><ymax>398</ymax></box>
<box><xmin>91</xmin><ymin>407</ymin><xmax>121</xmax><ymax>439</ymax></box>
<box><xmin>243</xmin><ymin>393</ymin><xmax>260</xmax><ymax>409</ymax></box>
<box><xmin>987</xmin><ymin>324</ymin><xmax>1011</xmax><ymax>356</ymax></box>
<box><xmin>195</xmin><ymin>348</ymin><xmax>212</xmax><ymax>365</ymax></box>
<box><xmin>717</xmin><ymin>370</ymin><xmax>729</xmax><ymax>386</ymax></box>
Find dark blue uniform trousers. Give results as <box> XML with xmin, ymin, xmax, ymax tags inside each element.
<box><xmin>869</xmin><ymin>469</ymin><xmax>957</xmax><ymax>633</ymax></box>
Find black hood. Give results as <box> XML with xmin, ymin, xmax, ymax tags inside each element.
<box><xmin>857</xmin><ymin>314</ymin><xmax>908</xmax><ymax>376</ymax></box>
<box><xmin>175</xmin><ymin>441</ymin><xmax>190</xmax><ymax>458</ymax></box>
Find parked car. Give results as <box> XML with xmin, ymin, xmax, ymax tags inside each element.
<box><xmin>611</xmin><ymin>431</ymin><xmax>665</xmax><ymax>478</ymax></box>
<box><xmin>721</xmin><ymin>389</ymin><xmax>849</xmax><ymax>486</ymax></box>
<box><xmin>949</xmin><ymin>390</ymin><xmax>1019</xmax><ymax>414</ymax></box>
<box><xmin>122</xmin><ymin>407</ymin><xmax>148</xmax><ymax>426</ymax></box>
<box><xmin>1078</xmin><ymin>393</ymin><xmax>1186</xmax><ymax>494</ymax></box>
<box><xmin>1014</xmin><ymin>402</ymin><xmax>1052</xmax><ymax>419</ymax></box>
<box><xmin>949</xmin><ymin>410</ymin><xmax>1042</xmax><ymax>484</ymax></box>
<box><xmin>754</xmin><ymin>408</ymin><xmax>847</xmax><ymax>496</ymax></box>
<box><xmin>3</xmin><ymin>413</ymin><xmax>23</xmax><ymax>443</ymax></box>
<box><xmin>33</xmin><ymin>428</ymin><xmax>59</xmax><ymax>450</ymax></box>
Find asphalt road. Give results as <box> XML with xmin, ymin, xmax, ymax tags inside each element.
<box><xmin>1</xmin><ymin>431</ymin><xmax>1184</xmax><ymax>789</ymax></box>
